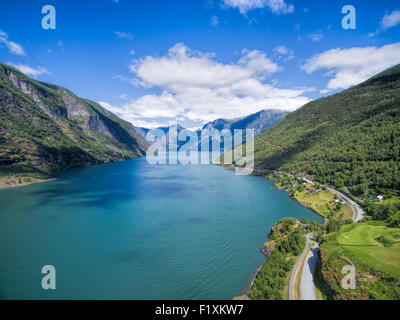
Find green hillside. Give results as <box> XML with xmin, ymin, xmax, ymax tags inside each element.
<box><xmin>0</xmin><ymin>62</ymin><xmax>147</xmax><ymax>186</ymax></box>
<box><xmin>319</xmin><ymin>222</ymin><xmax>400</xmax><ymax>300</ymax></box>
<box><xmin>252</xmin><ymin>64</ymin><xmax>400</xmax><ymax>197</ymax></box>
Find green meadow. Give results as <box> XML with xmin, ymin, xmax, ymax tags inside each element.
<box><xmin>337</xmin><ymin>222</ymin><xmax>400</xmax><ymax>278</ymax></box>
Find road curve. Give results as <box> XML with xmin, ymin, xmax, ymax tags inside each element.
<box><xmin>326</xmin><ymin>187</ymin><xmax>365</xmax><ymax>222</ymax></box>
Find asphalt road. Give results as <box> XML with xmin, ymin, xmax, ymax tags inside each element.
<box><xmin>326</xmin><ymin>187</ymin><xmax>365</xmax><ymax>222</ymax></box>
<box><xmin>289</xmin><ymin>234</ymin><xmax>316</xmax><ymax>300</ymax></box>
<box><xmin>300</xmin><ymin>240</ymin><xmax>319</xmax><ymax>300</ymax></box>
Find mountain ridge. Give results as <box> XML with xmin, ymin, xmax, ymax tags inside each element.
<box><xmin>251</xmin><ymin>64</ymin><xmax>400</xmax><ymax>196</ymax></box>
<box><xmin>0</xmin><ymin>62</ymin><xmax>147</xmax><ymax>186</ymax></box>
<box><xmin>202</xmin><ymin>109</ymin><xmax>289</xmax><ymax>136</ymax></box>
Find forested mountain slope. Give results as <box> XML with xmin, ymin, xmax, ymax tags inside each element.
<box><xmin>0</xmin><ymin>63</ymin><xmax>147</xmax><ymax>185</ymax></box>
<box><xmin>253</xmin><ymin>64</ymin><xmax>400</xmax><ymax>196</ymax></box>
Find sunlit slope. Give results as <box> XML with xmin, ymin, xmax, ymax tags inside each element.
<box><xmin>0</xmin><ymin>62</ymin><xmax>147</xmax><ymax>183</ymax></box>
<box><xmin>253</xmin><ymin>64</ymin><xmax>400</xmax><ymax>195</ymax></box>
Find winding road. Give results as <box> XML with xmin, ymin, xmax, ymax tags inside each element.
<box><xmin>287</xmin><ymin>176</ymin><xmax>366</xmax><ymax>300</ymax></box>
<box><xmin>326</xmin><ymin>187</ymin><xmax>365</xmax><ymax>222</ymax></box>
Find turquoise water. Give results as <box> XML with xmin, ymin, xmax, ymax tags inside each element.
<box><xmin>0</xmin><ymin>158</ymin><xmax>321</xmax><ymax>299</ymax></box>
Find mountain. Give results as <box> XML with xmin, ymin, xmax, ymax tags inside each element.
<box><xmin>138</xmin><ymin>109</ymin><xmax>288</xmax><ymax>144</ymax></box>
<box><xmin>251</xmin><ymin>64</ymin><xmax>400</xmax><ymax>196</ymax></box>
<box><xmin>0</xmin><ymin>62</ymin><xmax>147</xmax><ymax>186</ymax></box>
<box><xmin>136</xmin><ymin>109</ymin><xmax>288</xmax><ymax>154</ymax></box>
<box><xmin>136</xmin><ymin>124</ymin><xmax>188</xmax><ymax>149</ymax></box>
<box><xmin>202</xmin><ymin>109</ymin><xmax>289</xmax><ymax>137</ymax></box>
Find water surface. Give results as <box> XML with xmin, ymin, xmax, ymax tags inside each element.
<box><xmin>0</xmin><ymin>158</ymin><xmax>321</xmax><ymax>299</ymax></box>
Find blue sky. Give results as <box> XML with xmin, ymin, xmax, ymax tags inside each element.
<box><xmin>0</xmin><ymin>0</ymin><xmax>400</xmax><ymax>129</ymax></box>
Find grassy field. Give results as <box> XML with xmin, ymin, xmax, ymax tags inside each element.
<box><xmin>294</xmin><ymin>190</ymin><xmax>353</xmax><ymax>220</ymax></box>
<box><xmin>336</xmin><ymin>222</ymin><xmax>400</xmax><ymax>278</ymax></box>
<box><xmin>380</xmin><ymin>197</ymin><xmax>400</xmax><ymax>206</ymax></box>
<box><xmin>319</xmin><ymin>223</ymin><xmax>400</xmax><ymax>300</ymax></box>
<box><xmin>0</xmin><ymin>175</ymin><xmax>50</xmax><ymax>188</ymax></box>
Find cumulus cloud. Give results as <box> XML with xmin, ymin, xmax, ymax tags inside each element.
<box><xmin>7</xmin><ymin>63</ymin><xmax>49</xmax><ymax>77</ymax></box>
<box><xmin>105</xmin><ymin>43</ymin><xmax>311</xmax><ymax>127</ymax></box>
<box><xmin>98</xmin><ymin>101</ymin><xmax>164</xmax><ymax>129</ymax></box>
<box><xmin>0</xmin><ymin>30</ymin><xmax>25</xmax><ymax>56</ymax></box>
<box><xmin>303</xmin><ymin>42</ymin><xmax>400</xmax><ymax>91</ymax></box>
<box><xmin>222</xmin><ymin>0</ymin><xmax>294</xmax><ymax>15</ymax></box>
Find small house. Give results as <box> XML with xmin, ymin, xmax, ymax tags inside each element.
<box><xmin>300</xmin><ymin>223</ymin><xmax>309</xmax><ymax>230</ymax></box>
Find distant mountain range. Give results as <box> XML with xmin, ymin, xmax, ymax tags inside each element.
<box><xmin>137</xmin><ymin>109</ymin><xmax>289</xmax><ymax>150</ymax></box>
<box><xmin>0</xmin><ymin>62</ymin><xmax>147</xmax><ymax>185</ymax></box>
<box><xmin>251</xmin><ymin>64</ymin><xmax>400</xmax><ymax>196</ymax></box>
<box><xmin>201</xmin><ymin>109</ymin><xmax>289</xmax><ymax>137</ymax></box>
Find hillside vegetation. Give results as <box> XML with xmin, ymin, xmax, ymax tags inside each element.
<box><xmin>252</xmin><ymin>64</ymin><xmax>400</xmax><ymax>197</ymax></box>
<box><xmin>0</xmin><ymin>63</ymin><xmax>147</xmax><ymax>186</ymax></box>
<box><xmin>249</xmin><ymin>218</ymin><xmax>306</xmax><ymax>300</ymax></box>
<box><xmin>319</xmin><ymin>222</ymin><xmax>400</xmax><ymax>300</ymax></box>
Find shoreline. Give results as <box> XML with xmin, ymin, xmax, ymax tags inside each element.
<box><xmin>0</xmin><ymin>155</ymin><xmax>145</xmax><ymax>191</ymax></box>
<box><xmin>244</xmin><ymin>259</ymin><xmax>265</xmax><ymax>296</ymax></box>
<box><xmin>270</xmin><ymin>180</ymin><xmax>327</xmax><ymax>222</ymax></box>
<box><xmin>289</xmin><ymin>196</ymin><xmax>328</xmax><ymax>223</ymax></box>
<box><xmin>241</xmin><ymin>172</ymin><xmax>328</xmax><ymax>297</ymax></box>
<box><xmin>0</xmin><ymin>178</ymin><xmax>56</xmax><ymax>190</ymax></box>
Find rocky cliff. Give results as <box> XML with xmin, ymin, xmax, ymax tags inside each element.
<box><xmin>0</xmin><ymin>62</ymin><xmax>147</xmax><ymax>186</ymax></box>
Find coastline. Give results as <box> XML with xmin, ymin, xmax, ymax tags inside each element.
<box><xmin>0</xmin><ymin>155</ymin><xmax>145</xmax><ymax>191</ymax></box>
<box><xmin>240</xmin><ymin>171</ymin><xmax>327</xmax><ymax>297</ymax></box>
<box><xmin>245</xmin><ymin>259</ymin><xmax>265</xmax><ymax>294</ymax></box>
<box><xmin>290</xmin><ymin>196</ymin><xmax>328</xmax><ymax>224</ymax></box>
<box><xmin>0</xmin><ymin>178</ymin><xmax>56</xmax><ymax>190</ymax></box>
<box><xmin>257</xmin><ymin>168</ymin><xmax>329</xmax><ymax>222</ymax></box>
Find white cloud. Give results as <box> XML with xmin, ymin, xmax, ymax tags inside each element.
<box><xmin>381</xmin><ymin>10</ymin><xmax>400</xmax><ymax>30</ymax></box>
<box><xmin>222</xmin><ymin>0</ymin><xmax>294</xmax><ymax>15</ymax></box>
<box><xmin>238</xmin><ymin>49</ymin><xmax>280</xmax><ymax>76</ymax></box>
<box><xmin>273</xmin><ymin>45</ymin><xmax>294</xmax><ymax>61</ymax></box>
<box><xmin>210</xmin><ymin>15</ymin><xmax>219</xmax><ymax>27</ymax></box>
<box><xmin>7</xmin><ymin>63</ymin><xmax>49</xmax><ymax>77</ymax></box>
<box><xmin>115</xmin><ymin>31</ymin><xmax>134</xmax><ymax>40</ymax></box>
<box><xmin>98</xmin><ymin>101</ymin><xmax>164</xmax><ymax>129</ymax></box>
<box><xmin>309</xmin><ymin>33</ymin><xmax>323</xmax><ymax>42</ymax></box>
<box><xmin>107</xmin><ymin>43</ymin><xmax>311</xmax><ymax>127</ymax></box>
<box><xmin>130</xmin><ymin>120</ymin><xmax>164</xmax><ymax>129</ymax></box>
<box><xmin>368</xmin><ymin>10</ymin><xmax>400</xmax><ymax>37</ymax></box>
<box><xmin>303</xmin><ymin>42</ymin><xmax>400</xmax><ymax>91</ymax></box>
<box><xmin>0</xmin><ymin>30</ymin><xmax>25</xmax><ymax>56</ymax></box>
